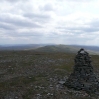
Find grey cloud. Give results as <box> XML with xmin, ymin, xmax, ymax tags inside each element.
<box><xmin>58</xmin><ymin>0</ymin><xmax>94</xmax><ymax>2</ymax></box>
<box><xmin>57</xmin><ymin>24</ymin><xmax>99</xmax><ymax>34</ymax></box>
<box><xmin>11</xmin><ymin>20</ymin><xmax>41</xmax><ymax>28</ymax></box>
<box><xmin>39</xmin><ymin>3</ymin><xmax>54</xmax><ymax>11</ymax></box>
<box><xmin>45</xmin><ymin>32</ymin><xmax>60</xmax><ymax>38</ymax></box>
<box><xmin>24</xmin><ymin>13</ymin><xmax>50</xmax><ymax>19</ymax></box>
<box><xmin>89</xmin><ymin>19</ymin><xmax>99</xmax><ymax>27</ymax></box>
<box><xmin>0</xmin><ymin>14</ymin><xmax>41</xmax><ymax>28</ymax></box>
<box><xmin>0</xmin><ymin>22</ymin><xmax>16</xmax><ymax>30</ymax></box>
<box><xmin>69</xmin><ymin>0</ymin><xmax>93</xmax><ymax>2</ymax></box>
<box><xmin>23</xmin><ymin>13</ymin><xmax>51</xmax><ymax>23</ymax></box>
<box><xmin>0</xmin><ymin>0</ymin><xmax>27</xmax><ymax>3</ymax></box>
<box><xmin>68</xmin><ymin>27</ymin><xmax>99</xmax><ymax>33</ymax></box>
<box><xmin>13</xmin><ymin>33</ymin><xmax>44</xmax><ymax>37</ymax></box>
<box><xmin>82</xmin><ymin>27</ymin><xmax>99</xmax><ymax>33</ymax></box>
<box><xmin>3</xmin><ymin>30</ymin><xmax>44</xmax><ymax>38</ymax></box>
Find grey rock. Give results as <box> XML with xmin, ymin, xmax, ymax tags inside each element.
<box><xmin>15</xmin><ymin>96</ymin><xmax>18</xmax><ymax>99</ymax></box>
<box><xmin>65</xmin><ymin>48</ymin><xmax>99</xmax><ymax>93</ymax></box>
<box><xmin>58</xmin><ymin>81</ymin><xmax>65</xmax><ymax>85</ymax></box>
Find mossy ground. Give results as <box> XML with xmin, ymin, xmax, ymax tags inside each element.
<box><xmin>0</xmin><ymin>51</ymin><xmax>99</xmax><ymax>99</ymax></box>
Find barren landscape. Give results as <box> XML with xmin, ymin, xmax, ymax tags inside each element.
<box><xmin>0</xmin><ymin>50</ymin><xmax>99</xmax><ymax>99</ymax></box>
<box><xmin>1</xmin><ymin>0</ymin><xmax>99</xmax><ymax>98</ymax></box>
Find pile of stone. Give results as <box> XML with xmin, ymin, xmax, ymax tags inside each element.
<box><xmin>65</xmin><ymin>48</ymin><xmax>99</xmax><ymax>93</ymax></box>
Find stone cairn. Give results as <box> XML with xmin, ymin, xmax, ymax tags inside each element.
<box><xmin>65</xmin><ymin>48</ymin><xmax>99</xmax><ymax>93</ymax></box>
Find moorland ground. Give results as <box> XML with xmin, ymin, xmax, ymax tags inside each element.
<box><xmin>0</xmin><ymin>51</ymin><xmax>99</xmax><ymax>99</ymax></box>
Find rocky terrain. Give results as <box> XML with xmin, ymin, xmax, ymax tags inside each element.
<box><xmin>0</xmin><ymin>50</ymin><xmax>99</xmax><ymax>99</ymax></box>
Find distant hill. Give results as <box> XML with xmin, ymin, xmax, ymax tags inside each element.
<box><xmin>0</xmin><ymin>44</ymin><xmax>46</xmax><ymax>50</ymax></box>
<box><xmin>71</xmin><ymin>45</ymin><xmax>99</xmax><ymax>52</ymax></box>
<box><xmin>0</xmin><ymin>44</ymin><xmax>99</xmax><ymax>55</ymax></box>
<box><xmin>33</xmin><ymin>44</ymin><xmax>99</xmax><ymax>55</ymax></box>
<box><xmin>33</xmin><ymin>45</ymin><xmax>78</xmax><ymax>53</ymax></box>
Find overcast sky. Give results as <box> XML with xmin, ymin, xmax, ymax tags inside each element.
<box><xmin>0</xmin><ymin>0</ymin><xmax>99</xmax><ymax>46</ymax></box>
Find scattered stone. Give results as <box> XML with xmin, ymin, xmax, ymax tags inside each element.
<box><xmin>47</xmin><ymin>93</ymin><xmax>51</xmax><ymax>96</ymax></box>
<box><xmin>47</xmin><ymin>93</ymin><xmax>53</xmax><ymax>96</ymax></box>
<box><xmin>58</xmin><ymin>81</ymin><xmax>65</xmax><ymax>85</ymax></box>
<box><xmin>28</xmin><ymin>77</ymin><xmax>32</xmax><ymax>79</ymax></box>
<box><xmin>63</xmin><ymin>92</ymin><xmax>67</xmax><ymax>95</ymax></box>
<box><xmin>36</xmin><ymin>94</ymin><xmax>42</xmax><ymax>97</ymax></box>
<box><xmin>49</xmin><ymin>78</ymin><xmax>53</xmax><ymax>81</ymax></box>
<box><xmin>15</xmin><ymin>96</ymin><xmax>18</xmax><ymax>99</ymax></box>
<box><xmin>49</xmin><ymin>84</ymin><xmax>53</xmax><ymax>89</ymax></box>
